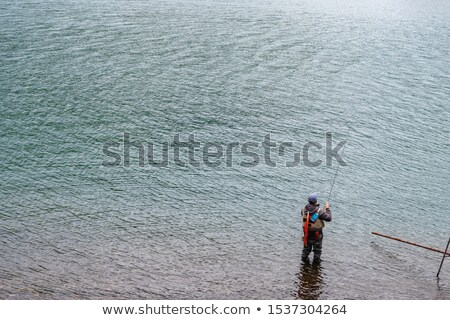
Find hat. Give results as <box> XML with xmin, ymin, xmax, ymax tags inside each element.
<box><xmin>308</xmin><ymin>193</ymin><xmax>318</xmax><ymax>204</ymax></box>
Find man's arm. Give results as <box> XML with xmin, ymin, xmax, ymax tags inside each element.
<box><xmin>319</xmin><ymin>202</ymin><xmax>332</xmax><ymax>222</ymax></box>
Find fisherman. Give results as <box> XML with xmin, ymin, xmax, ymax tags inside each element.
<box><xmin>301</xmin><ymin>193</ymin><xmax>332</xmax><ymax>264</ymax></box>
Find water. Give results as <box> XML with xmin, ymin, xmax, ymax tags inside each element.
<box><xmin>1</xmin><ymin>0</ymin><xmax>449</xmax><ymax>299</ymax></box>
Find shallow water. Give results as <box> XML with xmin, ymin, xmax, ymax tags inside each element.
<box><xmin>1</xmin><ymin>0</ymin><xmax>449</xmax><ymax>299</ymax></box>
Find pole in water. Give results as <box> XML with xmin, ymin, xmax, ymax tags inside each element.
<box><xmin>437</xmin><ymin>237</ymin><xmax>450</xmax><ymax>278</ymax></box>
<box><xmin>372</xmin><ymin>232</ymin><xmax>450</xmax><ymax>256</ymax></box>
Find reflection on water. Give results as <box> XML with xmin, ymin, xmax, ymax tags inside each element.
<box><xmin>435</xmin><ymin>278</ymin><xmax>450</xmax><ymax>300</ymax></box>
<box><xmin>296</xmin><ymin>260</ymin><xmax>324</xmax><ymax>300</ymax></box>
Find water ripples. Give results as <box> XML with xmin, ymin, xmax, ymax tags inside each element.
<box><xmin>1</xmin><ymin>0</ymin><xmax>450</xmax><ymax>299</ymax></box>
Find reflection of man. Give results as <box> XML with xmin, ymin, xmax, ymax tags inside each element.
<box><xmin>297</xmin><ymin>261</ymin><xmax>324</xmax><ymax>300</ymax></box>
<box><xmin>301</xmin><ymin>193</ymin><xmax>332</xmax><ymax>264</ymax></box>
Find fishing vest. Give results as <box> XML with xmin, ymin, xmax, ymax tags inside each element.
<box><xmin>302</xmin><ymin>207</ymin><xmax>325</xmax><ymax>231</ymax></box>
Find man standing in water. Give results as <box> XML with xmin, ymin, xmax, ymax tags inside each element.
<box><xmin>301</xmin><ymin>193</ymin><xmax>332</xmax><ymax>264</ymax></box>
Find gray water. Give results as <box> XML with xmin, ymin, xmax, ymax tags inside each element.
<box><xmin>1</xmin><ymin>0</ymin><xmax>449</xmax><ymax>299</ymax></box>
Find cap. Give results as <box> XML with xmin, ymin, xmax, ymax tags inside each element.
<box><xmin>308</xmin><ymin>193</ymin><xmax>318</xmax><ymax>204</ymax></box>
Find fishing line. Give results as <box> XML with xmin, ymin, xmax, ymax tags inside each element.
<box><xmin>327</xmin><ymin>129</ymin><xmax>350</xmax><ymax>203</ymax></box>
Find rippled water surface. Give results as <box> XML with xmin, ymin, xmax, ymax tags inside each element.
<box><xmin>1</xmin><ymin>0</ymin><xmax>449</xmax><ymax>299</ymax></box>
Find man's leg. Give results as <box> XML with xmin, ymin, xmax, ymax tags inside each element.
<box><xmin>312</xmin><ymin>238</ymin><xmax>323</xmax><ymax>263</ymax></box>
<box><xmin>302</xmin><ymin>241</ymin><xmax>312</xmax><ymax>261</ymax></box>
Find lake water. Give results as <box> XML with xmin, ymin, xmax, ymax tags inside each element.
<box><xmin>1</xmin><ymin>0</ymin><xmax>449</xmax><ymax>299</ymax></box>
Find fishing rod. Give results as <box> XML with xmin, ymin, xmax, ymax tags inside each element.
<box><xmin>299</xmin><ymin>130</ymin><xmax>349</xmax><ymax>236</ymax></box>
<box><xmin>327</xmin><ymin>130</ymin><xmax>350</xmax><ymax>203</ymax></box>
